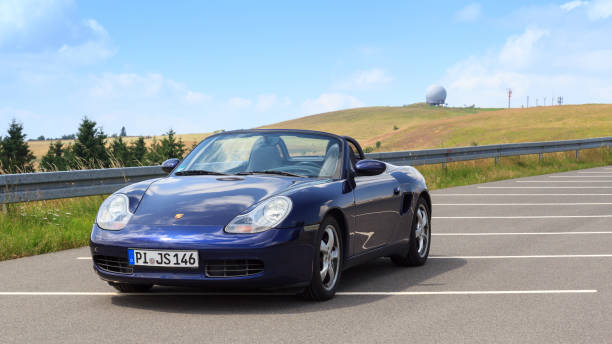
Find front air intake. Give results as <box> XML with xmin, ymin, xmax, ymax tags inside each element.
<box><xmin>94</xmin><ymin>255</ymin><xmax>133</xmax><ymax>274</ymax></box>
<box><xmin>205</xmin><ymin>259</ymin><xmax>264</xmax><ymax>278</ymax></box>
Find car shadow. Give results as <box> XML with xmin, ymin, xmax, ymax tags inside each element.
<box><xmin>110</xmin><ymin>257</ymin><xmax>466</xmax><ymax>314</ymax></box>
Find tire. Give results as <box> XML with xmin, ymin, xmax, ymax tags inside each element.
<box><xmin>109</xmin><ymin>282</ymin><xmax>154</xmax><ymax>293</ymax></box>
<box><xmin>391</xmin><ymin>197</ymin><xmax>431</xmax><ymax>266</ymax></box>
<box><xmin>301</xmin><ymin>216</ymin><xmax>343</xmax><ymax>301</ymax></box>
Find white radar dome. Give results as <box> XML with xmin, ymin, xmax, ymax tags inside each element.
<box><xmin>425</xmin><ymin>85</ymin><xmax>447</xmax><ymax>106</ymax></box>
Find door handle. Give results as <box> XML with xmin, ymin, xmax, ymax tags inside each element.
<box><xmin>393</xmin><ymin>187</ymin><xmax>400</xmax><ymax>195</ymax></box>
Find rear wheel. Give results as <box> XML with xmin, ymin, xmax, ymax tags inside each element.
<box><xmin>109</xmin><ymin>282</ymin><xmax>153</xmax><ymax>293</ymax></box>
<box><xmin>391</xmin><ymin>197</ymin><xmax>431</xmax><ymax>266</ymax></box>
<box><xmin>302</xmin><ymin>217</ymin><xmax>342</xmax><ymax>301</ymax></box>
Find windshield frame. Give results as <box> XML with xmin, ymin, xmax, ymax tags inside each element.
<box><xmin>173</xmin><ymin>129</ymin><xmax>346</xmax><ymax>180</ymax></box>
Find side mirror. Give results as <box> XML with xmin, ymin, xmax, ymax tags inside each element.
<box><xmin>161</xmin><ymin>158</ymin><xmax>180</xmax><ymax>173</ymax></box>
<box><xmin>355</xmin><ymin>159</ymin><xmax>386</xmax><ymax>176</ymax></box>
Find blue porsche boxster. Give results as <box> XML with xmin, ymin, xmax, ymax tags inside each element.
<box><xmin>90</xmin><ymin>129</ymin><xmax>431</xmax><ymax>300</ymax></box>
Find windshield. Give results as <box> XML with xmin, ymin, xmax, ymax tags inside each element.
<box><xmin>176</xmin><ymin>132</ymin><xmax>343</xmax><ymax>178</ymax></box>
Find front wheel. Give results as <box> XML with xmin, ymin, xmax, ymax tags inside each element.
<box><xmin>391</xmin><ymin>197</ymin><xmax>431</xmax><ymax>266</ymax></box>
<box><xmin>301</xmin><ymin>217</ymin><xmax>343</xmax><ymax>301</ymax></box>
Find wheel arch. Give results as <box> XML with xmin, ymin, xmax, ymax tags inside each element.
<box><xmin>419</xmin><ymin>190</ymin><xmax>432</xmax><ymax>215</ymax></box>
<box><xmin>323</xmin><ymin>208</ymin><xmax>349</xmax><ymax>261</ymax></box>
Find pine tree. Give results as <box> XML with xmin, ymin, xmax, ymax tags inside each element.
<box><xmin>109</xmin><ymin>136</ymin><xmax>130</xmax><ymax>166</ymax></box>
<box><xmin>146</xmin><ymin>129</ymin><xmax>186</xmax><ymax>164</ymax></box>
<box><xmin>129</xmin><ymin>136</ymin><xmax>148</xmax><ymax>165</ymax></box>
<box><xmin>160</xmin><ymin>129</ymin><xmax>186</xmax><ymax>159</ymax></box>
<box><xmin>71</xmin><ymin>117</ymin><xmax>109</xmax><ymax>168</ymax></box>
<box><xmin>120</xmin><ymin>126</ymin><xmax>127</xmax><ymax>137</ymax></box>
<box><xmin>0</xmin><ymin>119</ymin><xmax>36</xmax><ymax>173</ymax></box>
<box><xmin>40</xmin><ymin>141</ymin><xmax>69</xmax><ymax>171</ymax></box>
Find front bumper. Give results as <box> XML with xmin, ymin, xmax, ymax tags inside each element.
<box><xmin>90</xmin><ymin>223</ymin><xmax>317</xmax><ymax>289</ymax></box>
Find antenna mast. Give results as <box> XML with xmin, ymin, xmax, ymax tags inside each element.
<box><xmin>507</xmin><ymin>89</ymin><xmax>512</xmax><ymax>108</ymax></box>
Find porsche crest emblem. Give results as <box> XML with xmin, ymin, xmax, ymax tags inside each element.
<box><xmin>174</xmin><ymin>213</ymin><xmax>184</xmax><ymax>219</ymax></box>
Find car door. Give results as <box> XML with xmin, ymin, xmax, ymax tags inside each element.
<box><xmin>347</xmin><ymin>143</ymin><xmax>403</xmax><ymax>256</ymax></box>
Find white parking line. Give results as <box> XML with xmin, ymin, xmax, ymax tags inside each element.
<box><xmin>478</xmin><ymin>186</ymin><xmax>612</xmax><ymax>189</ymax></box>
<box><xmin>433</xmin><ymin>232</ymin><xmax>612</xmax><ymax>236</ymax></box>
<box><xmin>433</xmin><ymin>203</ymin><xmax>612</xmax><ymax>206</ymax></box>
<box><xmin>549</xmin><ymin>176</ymin><xmax>612</xmax><ymax>178</ymax></box>
<box><xmin>431</xmin><ymin>254</ymin><xmax>612</xmax><ymax>259</ymax></box>
<box><xmin>434</xmin><ymin>215</ymin><xmax>612</xmax><ymax>219</ymax></box>
<box><xmin>578</xmin><ymin>172</ymin><xmax>612</xmax><ymax>174</ymax></box>
<box><xmin>77</xmin><ymin>257</ymin><xmax>92</xmax><ymax>260</ymax></box>
<box><xmin>0</xmin><ymin>290</ymin><xmax>598</xmax><ymax>296</ymax></box>
<box><xmin>337</xmin><ymin>290</ymin><xmax>597</xmax><ymax>296</ymax></box>
<box><xmin>517</xmin><ymin>180</ymin><xmax>612</xmax><ymax>183</ymax></box>
<box><xmin>434</xmin><ymin>194</ymin><xmax>612</xmax><ymax>196</ymax></box>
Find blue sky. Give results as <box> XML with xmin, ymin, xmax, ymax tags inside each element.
<box><xmin>2</xmin><ymin>0</ymin><xmax>612</xmax><ymax>138</ymax></box>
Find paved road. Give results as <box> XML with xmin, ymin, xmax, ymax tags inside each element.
<box><xmin>2</xmin><ymin>166</ymin><xmax>612</xmax><ymax>343</ymax></box>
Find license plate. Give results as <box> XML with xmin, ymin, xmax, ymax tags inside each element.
<box><xmin>128</xmin><ymin>249</ymin><xmax>199</xmax><ymax>268</ymax></box>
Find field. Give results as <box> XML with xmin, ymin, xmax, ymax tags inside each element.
<box><xmin>27</xmin><ymin>133</ymin><xmax>212</xmax><ymax>160</ymax></box>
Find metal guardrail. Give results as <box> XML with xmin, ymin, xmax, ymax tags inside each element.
<box><xmin>366</xmin><ymin>137</ymin><xmax>612</xmax><ymax>166</ymax></box>
<box><xmin>2</xmin><ymin>136</ymin><xmax>611</xmax><ymax>204</ymax></box>
<box><xmin>1</xmin><ymin>166</ymin><xmax>166</xmax><ymax>204</ymax></box>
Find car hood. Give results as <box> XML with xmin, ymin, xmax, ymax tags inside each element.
<box><xmin>129</xmin><ymin>175</ymin><xmax>320</xmax><ymax>226</ymax></box>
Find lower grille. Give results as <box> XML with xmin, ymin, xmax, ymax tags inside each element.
<box><xmin>94</xmin><ymin>255</ymin><xmax>133</xmax><ymax>274</ymax></box>
<box><xmin>205</xmin><ymin>259</ymin><xmax>264</xmax><ymax>278</ymax></box>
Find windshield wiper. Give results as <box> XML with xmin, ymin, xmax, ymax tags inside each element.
<box><xmin>236</xmin><ymin>170</ymin><xmax>305</xmax><ymax>178</ymax></box>
<box><xmin>175</xmin><ymin>170</ymin><xmax>229</xmax><ymax>176</ymax></box>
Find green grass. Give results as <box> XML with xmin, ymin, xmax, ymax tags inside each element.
<box><xmin>2</xmin><ymin>147</ymin><xmax>612</xmax><ymax>262</ymax></box>
<box><xmin>420</xmin><ymin>148</ymin><xmax>612</xmax><ymax>190</ymax></box>
<box><xmin>0</xmin><ymin>195</ymin><xmax>105</xmax><ymax>261</ymax></box>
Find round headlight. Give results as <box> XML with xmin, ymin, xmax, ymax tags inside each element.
<box><xmin>96</xmin><ymin>194</ymin><xmax>133</xmax><ymax>230</ymax></box>
<box><xmin>225</xmin><ymin>196</ymin><xmax>292</xmax><ymax>234</ymax></box>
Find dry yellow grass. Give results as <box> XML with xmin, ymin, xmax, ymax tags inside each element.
<box><xmin>28</xmin><ymin>133</ymin><xmax>212</xmax><ymax>160</ymax></box>
<box><xmin>261</xmin><ymin>103</ymin><xmax>612</xmax><ymax>151</ymax></box>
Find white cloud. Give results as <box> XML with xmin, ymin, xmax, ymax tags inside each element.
<box><xmin>0</xmin><ymin>0</ymin><xmax>114</xmax><ymax>66</ymax></box>
<box><xmin>255</xmin><ymin>94</ymin><xmax>278</xmax><ymax>112</ymax></box>
<box><xmin>442</xmin><ymin>14</ymin><xmax>612</xmax><ymax>108</ymax></box>
<box><xmin>227</xmin><ymin>97</ymin><xmax>252</xmax><ymax>110</ymax></box>
<box><xmin>587</xmin><ymin>0</ymin><xmax>612</xmax><ymax>20</ymax></box>
<box><xmin>301</xmin><ymin>93</ymin><xmax>363</xmax><ymax>115</ymax></box>
<box><xmin>0</xmin><ymin>0</ymin><xmax>71</xmax><ymax>46</ymax></box>
<box><xmin>183</xmin><ymin>91</ymin><xmax>211</xmax><ymax>104</ymax></box>
<box><xmin>455</xmin><ymin>3</ymin><xmax>482</xmax><ymax>22</ymax></box>
<box><xmin>89</xmin><ymin>73</ymin><xmax>169</xmax><ymax>99</ymax></box>
<box><xmin>498</xmin><ymin>28</ymin><xmax>549</xmax><ymax>69</ymax></box>
<box><xmin>561</xmin><ymin>0</ymin><xmax>588</xmax><ymax>12</ymax></box>
<box><xmin>334</xmin><ymin>68</ymin><xmax>392</xmax><ymax>91</ymax></box>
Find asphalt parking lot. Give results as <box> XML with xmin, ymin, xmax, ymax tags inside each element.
<box><xmin>1</xmin><ymin>166</ymin><xmax>612</xmax><ymax>344</ymax></box>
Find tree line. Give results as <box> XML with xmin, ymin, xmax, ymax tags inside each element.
<box><xmin>0</xmin><ymin>118</ymin><xmax>188</xmax><ymax>174</ymax></box>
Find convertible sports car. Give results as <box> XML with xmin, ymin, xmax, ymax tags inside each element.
<box><xmin>90</xmin><ymin>129</ymin><xmax>431</xmax><ymax>300</ymax></box>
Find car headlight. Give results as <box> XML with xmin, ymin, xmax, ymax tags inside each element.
<box><xmin>225</xmin><ymin>196</ymin><xmax>292</xmax><ymax>234</ymax></box>
<box><xmin>96</xmin><ymin>194</ymin><xmax>133</xmax><ymax>230</ymax></box>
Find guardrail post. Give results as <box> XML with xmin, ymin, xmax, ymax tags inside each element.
<box><xmin>539</xmin><ymin>153</ymin><xmax>543</xmax><ymax>162</ymax></box>
<box><xmin>575</xmin><ymin>149</ymin><xmax>579</xmax><ymax>161</ymax></box>
<box><xmin>495</xmin><ymin>156</ymin><xmax>500</xmax><ymax>165</ymax></box>
<box><xmin>442</xmin><ymin>162</ymin><xmax>447</xmax><ymax>169</ymax></box>
<box><xmin>1</xmin><ymin>203</ymin><xmax>6</xmax><ymax>214</ymax></box>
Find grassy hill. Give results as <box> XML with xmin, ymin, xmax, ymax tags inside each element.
<box><xmin>260</xmin><ymin>103</ymin><xmax>612</xmax><ymax>151</ymax></box>
<box><xmin>27</xmin><ymin>103</ymin><xmax>612</xmax><ymax>159</ymax></box>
